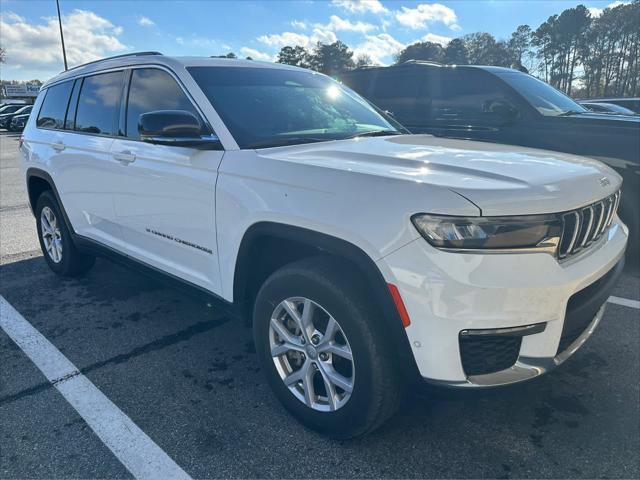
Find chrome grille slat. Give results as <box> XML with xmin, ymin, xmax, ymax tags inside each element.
<box><xmin>557</xmin><ymin>190</ymin><xmax>620</xmax><ymax>261</ymax></box>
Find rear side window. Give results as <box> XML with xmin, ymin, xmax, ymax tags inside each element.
<box><xmin>36</xmin><ymin>81</ymin><xmax>74</xmax><ymax>129</ymax></box>
<box><xmin>368</xmin><ymin>69</ymin><xmax>431</xmax><ymax>125</ymax></box>
<box><xmin>125</xmin><ymin>68</ymin><xmax>199</xmax><ymax>139</ymax></box>
<box><xmin>75</xmin><ymin>71</ymin><xmax>123</xmax><ymax>136</ymax></box>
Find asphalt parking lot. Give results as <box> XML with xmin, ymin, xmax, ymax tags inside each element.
<box><xmin>1</xmin><ymin>131</ymin><xmax>639</xmax><ymax>479</ymax></box>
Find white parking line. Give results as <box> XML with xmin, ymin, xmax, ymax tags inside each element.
<box><xmin>608</xmin><ymin>295</ymin><xmax>640</xmax><ymax>310</ymax></box>
<box><xmin>0</xmin><ymin>296</ymin><xmax>192</xmax><ymax>480</ymax></box>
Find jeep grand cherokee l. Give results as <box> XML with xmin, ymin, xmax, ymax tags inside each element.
<box><xmin>20</xmin><ymin>53</ymin><xmax>627</xmax><ymax>438</ymax></box>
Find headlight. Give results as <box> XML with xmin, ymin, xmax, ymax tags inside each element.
<box><xmin>411</xmin><ymin>213</ymin><xmax>562</xmax><ymax>252</ymax></box>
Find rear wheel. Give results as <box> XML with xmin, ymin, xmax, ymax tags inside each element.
<box><xmin>253</xmin><ymin>257</ymin><xmax>404</xmax><ymax>438</ymax></box>
<box><xmin>35</xmin><ymin>190</ymin><xmax>95</xmax><ymax>276</ymax></box>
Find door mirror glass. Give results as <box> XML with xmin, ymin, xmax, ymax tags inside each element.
<box><xmin>138</xmin><ymin>110</ymin><xmax>221</xmax><ymax>149</ymax></box>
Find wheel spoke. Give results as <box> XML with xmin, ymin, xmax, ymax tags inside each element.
<box><xmin>283</xmin><ymin>362</ymin><xmax>308</xmax><ymax>386</ymax></box>
<box><xmin>323</xmin><ymin>316</ymin><xmax>339</xmax><ymax>342</ymax></box>
<box><xmin>282</xmin><ymin>300</ymin><xmax>303</xmax><ymax>328</ymax></box>
<box><xmin>300</xmin><ymin>298</ymin><xmax>315</xmax><ymax>336</ymax></box>
<box><xmin>320</xmin><ymin>364</ymin><xmax>353</xmax><ymax>393</ymax></box>
<box><xmin>302</xmin><ymin>363</ymin><xmax>316</xmax><ymax>407</ymax></box>
<box><xmin>320</xmin><ymin>342</ymin><xmax>353</xmax><ymax>361</ymax></box>
<box><xmin>317</xmin><ymin>365</ymin><xmax>339</xmax><ymax>411</ymax></box>
<box><xmin>270</xmin><ymin>317</ymin><xmax>295</xmax><ymax>344</ymax></box>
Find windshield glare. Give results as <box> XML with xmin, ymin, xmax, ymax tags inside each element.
<box><xmin>188</xmin><ymin>66</ymin><xmax>399</xmax><ymax>148</ymax></box>
<box><xmin>500</xmin><ymin>72</ymin><xmax>588</xmax><ymax>117</ymax></box>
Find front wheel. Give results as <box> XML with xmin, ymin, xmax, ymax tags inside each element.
<box><xmin>253</xmin><ymin>257</ymin><xmax>404</xmax><ymax>438</ymax></box>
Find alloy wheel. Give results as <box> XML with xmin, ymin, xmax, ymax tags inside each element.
<box><xmin>269</xmin><ymin>297</ymin><xmax>355</xmax><ymax>412</ymax></box>
<box><xmin>40</xmin><ymin>206</ymin><xmax>63</xmax><ymax>263</ymax></box>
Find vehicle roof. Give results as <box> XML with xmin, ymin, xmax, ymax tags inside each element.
<box><xmin>340</xmin><ymin>61</ymin><xmax>521</xmax><ymax>76</ymax></box>
<box><xmin>42</xmin><ymin>53</ymin><xmax>305</xmax><ymax>88</ymax></box>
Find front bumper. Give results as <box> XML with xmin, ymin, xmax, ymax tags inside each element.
<box><xmin>377</xmin><ymin>218</ymin><xmax>628</xmax><ymax>386</ymax></box>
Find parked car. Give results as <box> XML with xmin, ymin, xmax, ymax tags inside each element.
<box><xmin>0</xmin><ymin>103</ymin><xmax>27</xmax><ymax>116</ymax></box>
<box><xmin>9</xmin><ymin>112</ymin><xmax>30</xmax><ymax>132</ymax></box>
<box><xmin>585</xmin><ymin>97</ymin><xmax>640</xmax><ymax>113</ymax></box>
<box><xmin>21</xmin><ymin>53</ymin><xmax>627</xmax><ymax>437</ymax></box>
<box><xmin>0</xmin><ymin>105</ymin><xmax>32</xmax><ymax>130</ymax></box>
<box><xmin>339</xmin><ymin>62</ymin><xmax>639</xmax><ymax>262</ymax></box>
<box><xmin>580</xmin><ymin>101</ymin><xmax>637</xmax><ymax>115</ymax></box>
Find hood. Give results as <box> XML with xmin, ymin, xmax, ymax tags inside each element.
<box><xmin>560</xmin><ymin>111</ymin><xmax>640</xmax><ymax>125</ymax></box>
<box><xmin>259</xmin><ymin>135</ymin><xmax>622</xmax><ymax>216</ymax></box>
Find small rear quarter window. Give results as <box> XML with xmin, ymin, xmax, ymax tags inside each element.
<box><xmin>36</xmin><ymin>81</ymin><xmax>74</xmax><ymax>129</ymax></box>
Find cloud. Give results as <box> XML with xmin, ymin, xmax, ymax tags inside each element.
<box><xmin>325</xmin><ymin>15</ymin><xmax>376</xmax><ymax>33</ymax></box>
<box><xmin>352</xmin><ymin>33</ymin><xmax>405</xmax><ymax>65</ymax></box>
<box><xmin>588</xmin><ymin>1</ymin><xmax>628</xmax><ymax>17</ymax></box>
<box><xmin>138</xmin><ymin>16</ymin><xmax>155</xmax><ymax>27</ymax></box>
<box><xmin>290</xmin><ymin>20</ymin><xmax>307</xmax><ymax>30</ymax></box>
<box><xmin>331</xmin><ymin>0</ymin><xmax>389</xmax><ymax>14</ymax></box>
<box><xmin>422</xmin><ymin>33</ymin><xmax>452</xmax><ymax>46</ymax></box>
<box><xmin>0</xmin><ymin>9</ymin><xmax>126</xmax><ymax>74</ymax></box>
<box><xmin>240</xmin><ymin>47</ymin><xmax>273</xmax><ymax>61</ymax></box>
<box><xmin>395</xmin><ymin>3</ymin><xmax>458</xmax><ymax>30</ymax></box>
<box><xmin>258</xmin><ymin>28</ymin><xmax>337</xmax><ymax>49</ymax></box>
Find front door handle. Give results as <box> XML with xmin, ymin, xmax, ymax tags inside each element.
<box><xmin>113</xmin><ymin>151</ymin><xmax>136</xmax><ymax>164</ymax></box>
<box><xmin>51</xmin><ymin>141</ymin><xmax>65</xmax><ymax>152</ymax></box>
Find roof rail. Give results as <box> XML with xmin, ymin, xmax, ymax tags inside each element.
<box><xmin>64</xmin><ymin>51</ymin><xmax>163</xmax><ymax>73</ymax></box>
<box><xmin>402</xmin><ymin>60</ymin><xmax>443</xmax><ymax>66</ymax></box>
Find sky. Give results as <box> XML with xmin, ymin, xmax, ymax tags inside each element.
<box><xmin>0</xmin><ymin>0</ymin><xmax>629</xmax><ymax>81</ymax></box>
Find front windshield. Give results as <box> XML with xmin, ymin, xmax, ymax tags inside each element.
<box><xmin>500</xmin><ymin>72</ymin><xmax>588</xmax><ymax>117</ymax></box>
<box><xmin>0</xmin><ymin>105</ymin><xmax>24</xmax><ymax>114</ymax></box>
<box><xmin>188</xmin><ymin>66</ymin><xmax>399</xmax><ymax>148</ymax></box>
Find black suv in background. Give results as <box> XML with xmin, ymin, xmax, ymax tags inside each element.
<box><xmin>339</xmin><ymin>63</ymin><xmax>640</xmax><ymax>262</ymax></box>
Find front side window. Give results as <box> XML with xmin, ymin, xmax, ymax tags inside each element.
<box><xmin>188</xmin><ymin>66</ymin><xmax>399</xmax><ymax>149</ymax></box>
<box><xmin>429</xmin><ymin>70</ymin><xmax>520</xmax><ymax>125</ymax></box>
<box><xmin>36</xmin><ymin>81</ymin><xmax>74</xmax><ymax>129</ymax></box>
<box><xmin>498</xmin><ymin>72</ymin><xmax>588</xmax><ymax>117</ymax></box>
<box><xmin>126</xmin><ymin>68</ymin><xmax>200</xmax><ymax>139</ymax></box>
<box><xmin>75</xmin><ymin>71</ymin><xmax>123</xmax><ymax>135</ymax></box>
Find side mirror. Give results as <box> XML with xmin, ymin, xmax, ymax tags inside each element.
<box><xmin>138</xmin><ymin>110</ymin><xmax>221</xmax><ymax>149</ymax></box>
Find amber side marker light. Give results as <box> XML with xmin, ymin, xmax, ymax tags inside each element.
<box><xmin>388</xmin><ymin>284</ymin><xmax>411</xmax><ymax>328</ymax></box>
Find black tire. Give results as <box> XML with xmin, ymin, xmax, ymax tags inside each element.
<box><xmin>35</xmin><ymin>190</ymin><xmax>95</xmax><ymax>276</ymax></box>
<box><xmin>253</xmin><ymin>257</ymin><xmax>404</xmax><ymax>438</ymax></box>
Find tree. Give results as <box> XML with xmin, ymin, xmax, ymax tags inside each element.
<box><xmin>443</xmin><ymin>38</ymin><xmax>469</xmax><ymax>64</ymax></box>
<box><xmin>0</xmin><ymin>47</ymin><xmax>5</xmax><ymax>64</ymax></box>
<box><xmin>355</xmin><ymin>53</ymin><xmax>373</xmax><ymax>68</ymax></box>
<box><xmin>508</xmin><ymin>25</ymin><xmax>532</xmax><ymax>71</ymax></box>
<box><xmin>212</xmin><ymin>52</ymin><xmax>237</xmax><ymax>59</ymax></box>
<box><xmin>463</xmin><ymin>32</ymin><xmax>513</xmax><ymax>66</ymax></box>
<box><xmin>277</xmin><ymin>46</ymin><xmax>311</xmax><ymax>68</ymax></box>
<box><xmin>308</xmin><ymin>41</ymin><xmax>355</xmax><ymax>75</ymax></box>
<box><xmin>395</xmin><ymin>42</ymin><xmax>445</xmax><ymax>64</ymax></box>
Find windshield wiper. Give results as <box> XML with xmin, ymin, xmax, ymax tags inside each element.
<box><xmin>346</xmin><ymin>130</ymin><xmax>403</xmax><ymax>139</ymax></box>
<box><xmin>248</xmin><ymin>137</ymin><xmax>331</xmax><ymax>149</ymax></box>
<box><xmin>558</xmin><ymin>110</ymin><xmax>587</xmax><ymax>117</ymax></box>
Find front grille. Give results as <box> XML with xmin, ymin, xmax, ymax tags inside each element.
<box><xmin>558</xmin><ymin>190</ymin><xmax>620</xmax><ymax>260</ymax></box>
<box><xmin>459</xmin><ymin>335</ymin><xmax>522</xmax><ymax>376</ymax></box>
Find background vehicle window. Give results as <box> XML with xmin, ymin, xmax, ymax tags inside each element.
<box><xmin>430</xmin><ymin>70</ymin><xmax>520</xmax><ymax>125</ymax></box>
<box><xmin>126</xmin><ymin>68</ymin><xmax>199</xmax><ymax>139</ymax></box>
<box><xmin>75</xmin><ymin>71</ymin><xmax>123</xmax><ymax>136</ymax></box>
<box><xmin>36</xmin><ymin>81</ymin><xmax>74</xmax><ymax>129</ymax></box>
<box><xmin>368</xmin><ymin>69</ymin><xmax>430</xmax><ymax>125</ymax></box>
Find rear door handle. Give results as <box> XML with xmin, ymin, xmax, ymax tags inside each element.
<box><xmin>51</xmin><ymin>141</ymin><xmax>65</xmax><ymax>152</ymax></box>
<box><xmin>113</xmin><ymin>151</ymin><xmax>136</xmax><ymax>164</ymax></box>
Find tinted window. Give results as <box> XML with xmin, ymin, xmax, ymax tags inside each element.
<box><xmin>36</xmin><ymin>81</ymin><xmax>74</xmax><ymax>129</ymax></box>
<box><xmin>430</xmin><ymin>70</ymin><xmax>520</xmax><ymax>125</ymax></box>
<box><xmin>75</xmin><ymin>71</ymin><xmax>123</xmax><ymax>135</ymax></box>
<box><xmin>188</xmin><ymin>66</ymin><xmax>397</xmax><ymax>149</ymax></box>
<box><xmin>368</xmin><ymin>69</ymin><xmax>430</xmax><ymax>125</ymax></box>
<box><xmin>126</xmin><ymin>68</ymin><xmax>199</xmax><ymax>139</ymax></box>
<box><xmin>498</xmin><ymin>72</ymin><xmax>585</xmax><ymax>117</ymax></box>
<box><xmin>64</xmin><ymin>80</ymin><xmax>81</xmax><ymax>130</ymax></box>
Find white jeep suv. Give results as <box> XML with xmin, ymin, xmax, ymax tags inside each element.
<box><xmin>20</xmin><ymin>53</ymin><xmax>627</xmax><ymax>438</ymax></box>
